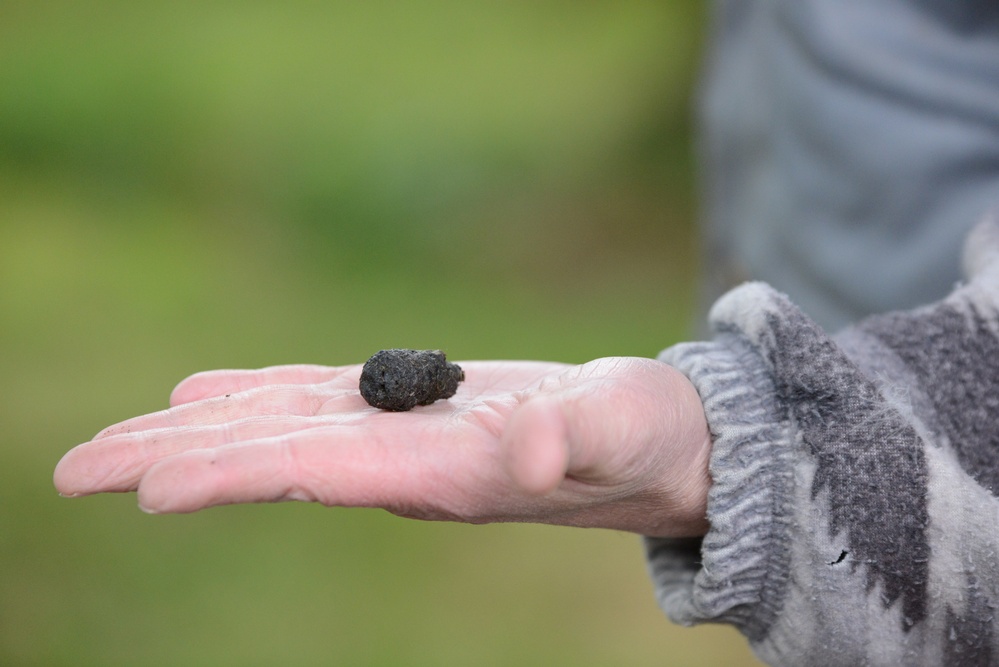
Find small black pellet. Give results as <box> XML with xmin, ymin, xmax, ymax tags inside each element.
<box><xmin>359</xmin><ymin>349</ymin><xmax>464</xmax><ymax>411</ymax></box>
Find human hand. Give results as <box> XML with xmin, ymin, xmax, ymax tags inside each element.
<box><xmin>54</xmin><ymin>357</ymin><xmax>712</xmax><ymax>537</ymax></box>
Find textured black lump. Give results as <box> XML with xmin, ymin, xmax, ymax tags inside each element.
<box><xmin>359</xmin><ymin>349</ymin><xmax>464</xmax><ymax>411</ymax></box>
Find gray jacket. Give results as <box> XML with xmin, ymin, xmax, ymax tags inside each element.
<box><xmin>647</xmin><ymin>216</ymin><xmax>999</xmax><ymax>665</ymax></box>
<box><xmin>698</xmin><ymin>0</ymin><xmax>999</xmax><ymax>331</ymax></box>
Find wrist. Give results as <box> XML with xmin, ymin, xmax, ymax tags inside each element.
<box><xmin>642</xmin><ymin>364</ymin><xmax>713</xmax><ymax>538</ymax></box>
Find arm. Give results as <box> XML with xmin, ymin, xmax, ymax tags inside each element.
<box><xmin>54</xmin><ymin>357</ymin><xmax>714</xmax><ymax>538</ymax></box>
<box><xmin>646</xmin><ymin>216</ymin><xmax>999</xmax><ymax>666</ymax></box>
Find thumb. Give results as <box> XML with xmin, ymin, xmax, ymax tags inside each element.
<box><xmin>501</xmin><ymin>357</ymin><xmax>712</xmax><ymax>535</ymax></box>
<box><xmin>501</xmin><ymin>395</ymin><xmax>572</xmax><ymax>496</ymax></box>
<box><xmin>501</xmin><ymin>369</ymin><xmax>632</xmax><ymax>496</ymax></box>
<box><xmin>501</xmin><ymin>357</ymin><xmax>709</xmax><ymax>499</ymax></box>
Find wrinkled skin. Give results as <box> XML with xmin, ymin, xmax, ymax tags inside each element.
<box><xmin>54</xmin><ymin>357</ymin><xmax>712</xmax><ymax>538</ymax></box>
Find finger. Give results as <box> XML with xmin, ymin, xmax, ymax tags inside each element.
<box><xmin>170</xmin><ymin>365</ymin><xmax>361</xmax><ymax>406</ymax></box>
<box><xmin>134</xmin><ymin>428</ymin><xmax>458</xmax><ymax>515</ymax></box>
<box><xmin>505</xmin><ymin>358</ymin><xmax>686</xmax><ymax>492</ymax></box>
<box><xmin>95</xmin><ymin>384</ymin><xmax>359</xmax><ymax>439</ymax></box>
<box><xmin>501</xmin><ymin>396</ymin><xmax>570</xmax><ymax>496</ymax></box>
<box><xmin>54</xmin><ymin>415</ymin><xmax>329</xmax><ymax>496</ymax></box>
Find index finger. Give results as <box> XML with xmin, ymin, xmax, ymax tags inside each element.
<box><xmin>170</xmin><ymin>364</ymin><xmax>361</xmax><ymax>406</ymax></box>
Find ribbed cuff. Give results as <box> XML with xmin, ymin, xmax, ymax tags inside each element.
<box><xmin>645</xmin><ymin>333</ymin><xmax>793</xmax><ymax>642</ymax></box>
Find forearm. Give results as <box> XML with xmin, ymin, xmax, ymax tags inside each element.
<box><xmin>647</xmin><ymin>216</ymin><xmax>999</xmax><ymax>666</ymax></box>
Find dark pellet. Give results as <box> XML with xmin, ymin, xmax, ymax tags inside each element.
<box><xmin>359</xmin><ymin>349</ymin><xmax>464</xmax><ymax>411</ymax></box>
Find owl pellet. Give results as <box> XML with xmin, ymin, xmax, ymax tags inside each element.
<box><xmin>359</xmin><ymin>349</ymin><xmax>464</xmax><ymax>411</ymax></box>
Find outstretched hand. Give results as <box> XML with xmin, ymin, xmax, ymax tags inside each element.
<box><xmin>54</xmin><ymin>357</ymin><xmax>712</xmax><ymax>537</ymax></box>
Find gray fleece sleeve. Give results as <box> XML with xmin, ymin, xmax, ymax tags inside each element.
<box><xmin>645</xmin><ymin>215</ymin><xmax>999</xmax><ymax>666</ymax></box>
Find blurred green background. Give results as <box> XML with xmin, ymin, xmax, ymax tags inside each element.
<box><xmin>1</xmin><ymin>3</ymin><xmax>763</xmax><ymax>665</ymax></box>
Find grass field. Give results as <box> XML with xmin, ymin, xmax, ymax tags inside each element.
<box><xmin>0</xmin><ymin>4</ymin><xmax>763</xmax><ymax>665</ymax></box>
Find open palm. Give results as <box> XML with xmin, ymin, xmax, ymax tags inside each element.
<box><xmin>54</xmin><ymin>357</ymin><xmax>711</xmax><ymax>537</ymax></box>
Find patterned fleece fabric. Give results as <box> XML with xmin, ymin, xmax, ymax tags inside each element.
<box><xmin>646</xmin><ymin>214</ymin><xmax>999</xmax><ymax>666</ymax></box>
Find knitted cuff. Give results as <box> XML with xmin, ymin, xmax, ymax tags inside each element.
<box><xmin>645</xmin><ymin>332</ymin><xmax>793</xmax><ymax>642</ymax></box>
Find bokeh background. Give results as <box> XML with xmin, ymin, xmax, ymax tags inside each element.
<box><xmin>1</xmin><ymin>3</ymin><xmax>763</xmax><ymax>665</ymax></box>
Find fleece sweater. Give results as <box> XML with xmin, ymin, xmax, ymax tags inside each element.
<box><xmin>646</xmin><ymin>216</ymin><xmax>999</xmax><ymax>666</ymax></box>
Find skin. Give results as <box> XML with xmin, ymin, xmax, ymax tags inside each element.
<box><xmin>53</xmin><ymin>357</ymin><xmax>712</xmax><ymax>538</ymax></box>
